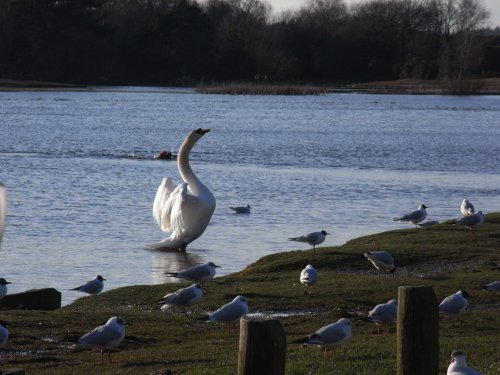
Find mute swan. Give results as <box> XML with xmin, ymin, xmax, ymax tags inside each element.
<box><xmin>289</xmin><ymin>230</ymin><xmax>329</xmax><ymax>250</ymax></box>
<box><xmin>151</xmin><ymin>129</ymin><xmax>216</xmax><ymax>251</ymax></box>
<box><xmin>393</xmin><ymin>204</ymin><xmax>427</xmax><ymax>227</ymax></box>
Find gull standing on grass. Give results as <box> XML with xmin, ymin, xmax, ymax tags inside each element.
<box><xmin>447</xmin><ymin>350</ymin><xmax>483</xmax><ymax>375</ymax></box>
<box><xmin>300</xmin><ymin>264</ymin><xmax>318</xmax><ymax>295</ymax></box>
<box><xmin>70</xmin><ymin>275</ymin><xmax>106</xmax><ymax>295</ymax></box>
<box><xmin>364</xmin><ymin>251</ymin><xmax>396</xmax><ymax>275</ymax></box>
<box><xmin>366</xmin><ymin>299</ymin><xmax>397</xmax><ymax>334</ymax></box>
<box><xmin>165</xmin><ymin>261</ymin><xmax>220</xmax><ymax>283</ymax></box>
<box><xmin>482</xmin><ymin>280</ymin><xmax>500</xmax><ymax>292</ymax></box>
<box><xmin>292</xmin><ymin>318</ymin><xmax>352</xmax><ymax>367</ymax></box>
<box><xmin>229</xmin><ymin>204</ymin><xmax>251</xmax><ymax>214</ymax></box>
<box><xmin>439</xmin><ymin>290</ymin><xmax>470</xmax><ymax>315</ymax></box>
<box><xmin>0</xmin><ymin>278</ymin><xmax>12</xmax><ymax>300</ymax></box>
<box><xmin>78</xmin><ymin>316</ymin><xmax>127</xmax><ymax>364</ymax></box>
<box><xmin>460</xmin><ymin>199</ymin><xmax>475</xmax><ymax>216</ymax></box>
<box><xmin>158</xmin><ymin>283</ymin><xmax>203</xmax><ymax>313</ymax></box>
<box><xmin>289</xmin><ymin>230</ymin><xmax>329</xmax><ymax>250</ymax></box>
<box><xmin>197</xmin><ymin>295</ymin><xmax>248</xmax><ymax>328</ymax></box>
<box><xmin>393</xmin><ymin>204</ymin><xmax>428</xmax><ymax>227</ymax></box>
<box><xmin>453</xmin><ymin>211</ymin><xmax>484</xmax><ymax>230</ymax></box>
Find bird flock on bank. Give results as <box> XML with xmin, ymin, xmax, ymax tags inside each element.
<box><xmin>0</xmin><ymin>131</ymin><xmax>498</xmax><ymax>373</ymax></box>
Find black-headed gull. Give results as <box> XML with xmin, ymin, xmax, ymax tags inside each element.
<box><xmin>78</xmin><ymin>316</ymin><xmax>127</xmax><ymax>364</ymax></box>
<box><xmin>229</xmin><ymin>205</ymin><xmax>251</xmax><ymax>214</ymax></box>
<box><xmin>165</xmin><ymin>261</ymin><xmax>220</xmax><ymax>283</ymax></box>
<box><xmin>367</xmin><ymin>299</ymin><xmax>397</xmax><ymax>334</ymax></box>
<box><xmin>393</xmin><ymin>204</ymin><xmax>428</xmax><ymax>227</ymax></box>
<box><xmin>439</xmin><ymin>290</ymin><xmax>469</xmax><ymax>315</ymax></box>
<box><xmin>0</xmin><ymin>278</ymin><xmax>11</xmax><ymax>300</ymax></box>
<box><xmin>198</xmin><ymin>295</ymin><xmax>248</xmax><ymax>326</ymax></box>
<box><xmin>447</xmin><ymin>350</ymin><xmax>483</xmax><ymax>375</ymax></box>
<box><xmin>300</xmin><ymin>264</ymin><xmax>318</xmax><ymax>294</ymax></box>
<box><xmin>158</xmin><ymin>283</ymin><xmax>203</xmax><ymax>313</ymax></box>
<box><xmin>0</xmin><ymin>320</ymin><xmax>8</xmax><ymax>348</ymax></box>
<box><xmin>289</xmin><ymin>230</ymin><xmax>329</xmax><ymax>250</ymax></box>
<box><xmin>70</xmin><ymin>275</ymin><xmax>106</xmax><ymax>295</ymax></box>
<box><xmin>364</xmin><ymin>251</ymin><xmax>395</xmax><ymax>275</ymax></box>
<box><xmin>292</xmin><ymin>318</ymin><xmax>352</xmax><ymax>366</ymax></box>
<box><xmin>482</xmin><ymin>280</ymin><xmax>500</xmax><ymax>292</ymax></box>
<box><xmin>460</xmin><ymin>199</ymin><xmax>475</xmax><ymax>216</ymax></box>
<box><xmin>454</xmin><ymin>211</ymin><xmax>484</xmax><ymax>230</ymax></box>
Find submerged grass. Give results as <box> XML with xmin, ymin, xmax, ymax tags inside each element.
<box><xmin>1</xmin><ymin>214</ymin><xmax>500</xmax><ymax>374</ymax></box>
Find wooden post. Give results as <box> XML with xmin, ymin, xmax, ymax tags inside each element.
<box><xmin>397</xmin><ymin>286</ymin><xmax>439</xmax><ymax>375</ymax></box>
<box><xmin>238</xmin><ymin>318</ymin><xmax>286</xmax><ymax>375</ymax></box>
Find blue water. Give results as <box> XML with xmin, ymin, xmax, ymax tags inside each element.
<box><xmin>1</xmin><ymin>88</ymin><xmax>500</xmax><ymax>305</ymax></box>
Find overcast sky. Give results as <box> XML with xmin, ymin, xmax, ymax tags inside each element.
<box><xmin>269</xmin><ymin>0</ymin><xmax>500</xmax><ymax>28</ymax></box>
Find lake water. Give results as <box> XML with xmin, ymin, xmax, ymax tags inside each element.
<box><xmin>1</xmin><ymin>88</ymin><xmax>499</xmax><ymax>305</ymax></box>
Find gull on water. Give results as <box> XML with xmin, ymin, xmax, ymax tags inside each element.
<box><xmin>460</xmin><ymin>198</ymin><xmax>475</xmax><ymax>216</ymax></box>
<box><xmin>482</xmin><ymin>280</ymin><xmax>500</xmax><ymax>292</ymax></box>
<box><xmin>453</xmin><ymin>211</ymin><xmax>484</xmax><ymax>230</ymax></box>
<box><xmin>70</xmin><ymin>275</ymin><xmax>106</xmax><ymax>295</ymax></box>
<box><xmin>439</xmin><ymin>290</ymin><xmax>470</xmax><ymax>315</ymax></box>
<box><xmin>165</xmin><ymin>261</ymin><xmax>220</xmax><ymax>282</ymax></box>
<box><xmin>393</xmin><ymin>204</ymin><xmax>428</xmax><ymax>227</ymax></box>
<box><xmin>289</xmin><ymin>230</ymin><xmax>329</xmax><ymax>250</ymax></box>
<box><xmin>158</xmin><ymin>283</ymin><xmax>203</xmax><ymax>313</ymax></box>
<box><xmin>366</xmin><ymin>299</ymin><xmax>397</xmax><ymax>334</ymax></box>
<box><xmin>0</xmin><ymin>278</ymin><xmax>12</xmax><ymax>300</ymax></box>
<box><xmin>229</xmin><ymin>204</ymin><xmax>251</xmax><ymax>214</ymax></box>
<box><xmin>292</xmin><ymin>318</ymin><xmax>352</xmax><ymax>366</ymax></box>
<box><xmin>447</xmin><ymin>350</ymin><xmax>483</xmax><ymax>375</ymax></box>
<box><xmin>300</xmin><ymin>264</ymin><xmax>318</xmax><ymax>295</ymax></box>
<box><xmin>197</xmin><ymin>295</ymin><xmax>248</xmax><ymax>326</ymax></box>
<box><xmin>0</xmin><ymin>321</ymin><xmax>8</xmax><ymax>348</ymax></box>
<box><xmin>78</xmin><ymin>316</ymin><xmax>127</xmax><ymax>364</ymax></box>
<box><xmin>364</xmin><ymin>251</ymin><xmax>396</xmax><ymax>275</ymax></box>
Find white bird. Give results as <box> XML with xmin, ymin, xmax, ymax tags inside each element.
<box><xmin>393</xmin><ymin>204</ymin><xmax>428</xmax><ymax>227</ymax></box>
<box><xmin>289</xmin><ymin>230</ymin><xmax>329</xmax><ymax>250</ymax></box>
<box><xmin>447</xmin><ymin>350</ymin><xmax>483</xmax><ymax>375</ymax></box>
<box><xmin>229</xmin><ymin>204</ymin><xmax>251</xmax><ymax>214</ymax></box>
<box><xmin>151</xmin><ymin>128</ymin><xmax>216</xmax><ymax>251</ymax></box>
<box><xmin>482</xmin><ymin>280</ymin><xmax>500</xmax><ymax>292</ymax></box>
<box><xmin>78</xmin><ymin>316</ymin><xmax>127</xmax><ymax>364</ymax></box>
<box><xmin>439</xmin><ymin>290</ymin><xmax>470</xmax><ymax>315</ymax></box>
<box><xmin>0</xmin><ymin>182</ymin><xmax>6</xmax><ymax>246</ymax></box>
<box><xmin>300</xmin><ymin>264</ymin><xmax>318</xmax><ymax>294</ymax></box>
<box><xmin>454</xmin><ymin>211</ymin><xmax>484</xmax><ymax>230</ymax></box>
<box><xmin>198</xmin><ymin>295</ymin><xmax>248</xmax><ymax>324</ymax></box>
<box><xmin>158</xmin><ymin>283</ymin><xmax>203</xmax><ymax>313</ymax></box>
<box><xmin>165</xmin><ymin>261</ymin><xmax>220</xmax><ymax>282</ymax></box>
<box><xmin>70</xmin><ymin>275</ymin><xmax>106</xmax><ymax>295</ymax></box>
<box><xmin>0</xmin><ymin>321</ymin><xmax>8</xmax><ymax>348</ymax></box>
<box><xmin>460</xmin><ymin>198</ymin><xmax>475</xmax><ymax>216</ymax></box>
<box><xmin>367</xmin><ymin>299</ymin><xmax>397</xmax><ymax>334</ymax></box>
<box><xmin>0</xmin><ymin>278</ymin><xmax>12</xmax><ymax>300</ymax></box>
<box><xmin>364</xmin><ymin>251</ymin><xmax>396</xmax><ymax>275</ymax></box>
<box><xmin>292</xmin><ymin>318</ymin><xmax>352</xmax><ymax>366</ymax></box>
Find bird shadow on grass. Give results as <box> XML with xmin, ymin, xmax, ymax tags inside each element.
<box><xmin>125</xmin><ymin>358</ymin><xmax>215</xmax><ymax>367</ymax></box>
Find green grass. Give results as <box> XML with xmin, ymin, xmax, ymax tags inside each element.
<box><xmin>1</xmin><ymin>214</ymin><xmax>500</xmax><ymax>374</ymax></box>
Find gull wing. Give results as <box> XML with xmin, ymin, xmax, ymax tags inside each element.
<box><xmin>79</xmin><ymin>324</ymin><xmax>122</xmax><ymax>347</ymax></box>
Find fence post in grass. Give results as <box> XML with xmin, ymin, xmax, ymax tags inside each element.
<box><xmin>397</xmin><ymin>286</ymin><xmax>439</xmax><ymax>375</ymax></box>
<box><xmin>238</xmin><ymin>318</ymin><xmax>286</xmax><ymax>375</ymax></box>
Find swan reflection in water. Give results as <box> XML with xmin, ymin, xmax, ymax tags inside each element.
<box><xmin>149</xmin><ymin>247</ymin><xmax>205</xmax><ymax>284</ymax></box>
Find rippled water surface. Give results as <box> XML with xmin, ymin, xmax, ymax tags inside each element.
<box><xmin>1</xmin><ymin>88</ymin><xmax>499</xmax><ymax>305</ymax></box>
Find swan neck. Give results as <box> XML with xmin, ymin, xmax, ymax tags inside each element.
<box><xmin>178</xmin><ymin>135</ymin><xmax>207</xmax><ymax>195</ymax></box>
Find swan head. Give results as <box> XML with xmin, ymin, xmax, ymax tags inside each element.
<box><xmin>193</xmin><ymin>128</ymin><xmax>210</xmax><ymax>136</ymax></box>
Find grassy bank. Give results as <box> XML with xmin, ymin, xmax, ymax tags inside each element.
<box><xmin>1</xmin><ymin>214</ymin><xmax>500</xmax><ymax>374</ymax></box>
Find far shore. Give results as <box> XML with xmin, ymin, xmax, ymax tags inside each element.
<box><xmin>2</xmin><ymin>78</ymin><xmax>500</xmax><ymax>95</ymax></box>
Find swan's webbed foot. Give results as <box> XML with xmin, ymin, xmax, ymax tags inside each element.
<box><xmin>179</xmin><ymin>243</ymin><xmax>188</xmax><ymax>252</ymax></box>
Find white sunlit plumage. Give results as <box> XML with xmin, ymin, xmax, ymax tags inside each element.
<box><xmin>439</xmin><ymin>290</ymin><xmax>469</xmax><ymax>315</ymax></box>
<box><xmin>70</xmin><ymin>275</ymin><xmax>106</xmax><ymax>295</ymax></box>
<box><xmin>165</xmin><ymin>261</ymin><xmax>220</xmax><ymax>282</ymax></box>
<box><xmin>300</xmin><ymin>264</ymin><xmax>318</xmax><ymax>294</ymax></box>
<box><xmin>447</xmin><ymin>350</ymin><xmax>483</xmax><ymax>375</ymax></box>
<box><xmin>159</xmin><ymin>283</ymin><xmax>203</xmax><ymax>312</ymax></box>
<box><xmin>393</xmin><ymin>204</ymin><xmax>428</xmax><ymax>227</ymax></box>
<box><xmin>460</xmin><ymin>198</ymin><xmax>475</xmax><ymax>216</ymax></box>
<box><xmin>367</xmin><ymin>299</ymin><xmax>397</xmax><ymax>334</ymax></box>
<box><xmin>289</xmin><ymin>230</ymin><xmax>329</xmax><ymax>250</ymax></box>
<box><xmin>78</xmin><ymin>316</ymin><xmax>126</xmax><ymax>364</ymax></box>
<box><xmin>364</xmin><ymin>251</ymin><xmax>396</xmax><ymax>274</ymax></box>
<box><xmin>199</xmin><ymin>295</ymin><xmax>248</xmax><ymax>324</ymax></box>
<box><xmin>229</xmin><ymin>204</ymin><xmax>251</xmax><ymax>214</ymax></box>
<box><xmin>151</xmin><ymin>128</ymin><xmax>216</xmax><ymax>251</ymax></box>
<box><xmin>454</xmin><ymin>211</ymin><xmax>484</xmax><ymax>230</ymax></box>
<box><xmin>0</xmin><ymin>278</ymin><xmax>12</xmax><ymax>300</ymax></box>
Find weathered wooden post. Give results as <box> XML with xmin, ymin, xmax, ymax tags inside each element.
<box><xmin>397</xmin><ymin>286</ymin><xmax>439</xmax><ymax>375</ymax></box>
<box><xmin>238</xmin><ymin>318</ymin><xmax>286</xmax><ymax>375</ymax></box>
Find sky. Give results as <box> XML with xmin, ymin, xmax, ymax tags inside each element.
<box><xmin>269</xmin><ymin>0</ymin><xmax>500</xmax><ymax>28</ymax></box>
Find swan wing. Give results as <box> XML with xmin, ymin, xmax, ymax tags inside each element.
<box><xmin>153</xmin><ymin>177</ymin><xmax>176</xmax><ymax>230</ymax></box>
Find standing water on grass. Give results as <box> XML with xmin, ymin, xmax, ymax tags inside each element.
<box><xmin>1</xmin><ymin>88</ymin><xmax>499</xmax><ymax>305</ymax></box>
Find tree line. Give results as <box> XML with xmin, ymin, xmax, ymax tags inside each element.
<box><xmin>0</xmin><ymin>0</ymin><xmax>498</xmax><ymax>85</ymax></box>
